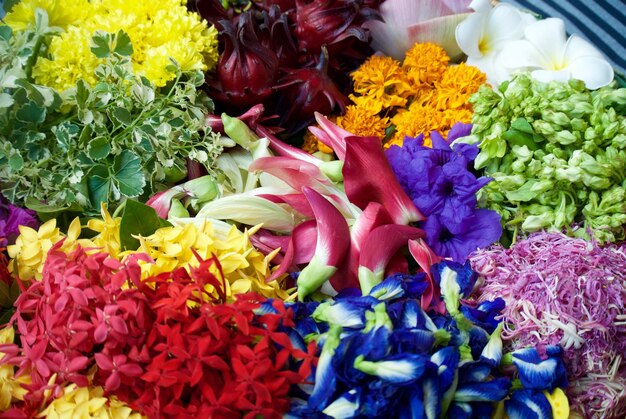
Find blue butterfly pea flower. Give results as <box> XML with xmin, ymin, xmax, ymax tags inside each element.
<box><xmin>506</xmin><ymin>389</ymin><xmax>553</xmax><ymax>419</ymax></box>
<box><xmin>512</xmin><ymin>346</ymin><xmax>568</xmax><ymax>391</ymax></box>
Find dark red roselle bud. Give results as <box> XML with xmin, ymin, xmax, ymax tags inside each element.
<box><xmin>258</xmin><ymin>5</ymin><xmax>299</xmax><ymax>68</ymax></box>
<box><xmin>272</xmin><ymin>47</ymin><xmax>349</xmax><ymax>134</ymax></box>
<box><xmin>253</xmin><ymin>0</ymin><xmax>297</xmax><ymax>12</ymax></box>
<box><xmin>294</xmin><ymin>0</ymin><xmax>380</xmax><ymax>55</ymax></box>
<box><xmin>210</xmin><ymin>13</ymin><xmax>279</xmax><ymax>108</ymax></box>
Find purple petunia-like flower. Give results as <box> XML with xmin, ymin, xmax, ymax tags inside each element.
<box><xmin>386</xmin><ymin>123</ymin><xmax>502</xmax><ymax>261</ymax></box>
<box><xmin>0</xmin><ymin>197</ymin><xmax>39</xmax><ymax>247</ymax></box>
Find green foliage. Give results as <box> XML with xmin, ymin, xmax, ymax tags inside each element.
<box><xmin>0</xmin><ymin>27</ymin><xmax>223</xmax><ymax>217</ymax></box>
<box><xmin>468</xmin><ymin>74</ymin><xmax>626</xmax><ymax>243</ymax></box>
<box><xmin>119</xmin><ymin>199</ymin><xmax>171</xmax><ymax>251</ymax></box>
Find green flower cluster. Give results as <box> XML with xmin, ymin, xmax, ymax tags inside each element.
<box><xmin>467</xmin><ymin>74</ymin><xmax>626</xmax><ymax>243</ymax></box>
<box><xmin>0</xmin><ymin>16</ymin><xmax>222</xmax><ymax>218</ymax></box>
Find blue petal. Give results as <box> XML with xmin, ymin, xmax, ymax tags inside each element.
<box><xmin>460</xmin><ymin>298</ymin><xmax>505</xmax><ymax>334</ymax></box>
<box><xmin>447</xmin><ymin>402</ymin><xmax>473</xmax><ymax>419</ymax></box>
<box><xmin>467</xmin><ymin>326</ymin><xmax>490</xmax><ymax>359</ymax></box>
<box><xmin>391</xmin><ymin>329</ymin><xmax>435</xmax><ymax>354</ymax></box>
<box><xmin>321</xmin><ymin>389</ymin><xmax>361</xmax><ymax>418</ymax></box>
<box><xmin>454</xmin><ymin>378</ymin><xmax>511</xmax><ymax>402</ymax></box>
<box><xmin>422</xmin><ymin>374</ymin><xmax>441</xmax><ymax>419</ymax></box>
<box><xmin>458</xmin><ymin>360</ymin><xmax>492</xmax><ymax>385</ymax></box>
<box><xmin>512</xmin><ymin>346</ymin><xmax>567</xmax><ymax>391</ymax></box>
<box><xmin>319</xmin><ymin>298</ymin><xmax>376</xmax><ymax>329</ymax></box>
<box><xmin>506</xmin><ymin>389</ymin><xmax>552</xmax><ymax>419</ymax></box>
<box><xmin>308</xmin><ymin>345</ymin><xmax>338</xmax><ymax>409</ymax></box>
<box><xmin>354</xmin><ymin>353</ymin><xmax>427</xmax><ymax>385</ymax></box>
<box><xmin>479</xmin><ymin>323</ymin><xmax>503</xmax><ymax>367</ymax></box>
<box><xmin>398</xmin><ymin>300</ymin><xmax>427</xmax><ymax>329</ymax></box>
<box><xmin>369</xmin><ymin>276</ymin><xmax>406</xmax><ymax>300</ymax></box>
<box><xmin>254</xmin><ymin>298</ymin><xmax>279</xmax><ymax>315</ymax></box>
<box><xmin>432</xmin><ymin>260</ymin><xmax>477</xmax><ymax>298</ymax></box>
<box><xmin>361</xmin><ymin>380</ymin><xmax>401</xmax><ymax>416</ymax></box>
<box><xmin>430</xmin><ymin>347</ymin><xmax>460</xmax><ymax>391</ymax></box>
<box><xmin>398</xmin><ymin>386</ymin><xmax>426</xmax><ymax>419</ymax></box>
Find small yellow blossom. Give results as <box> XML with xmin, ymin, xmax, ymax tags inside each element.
<box><xmin>7</xmin><ymin>218</ymin><xmax>95</xmax><ymax>281</ymax></box>
<box><xmin>38</xmin><ymin>384</ymin><xmax>143</xmax><ymax>419</ymax></box>
<box><xmin>3</xmin><ymin>0</ymin><xmax>94</xmax><ymax>30</ymax></box>
<box><xmin>0</xmin><ymin>326</ymin><xmax>31</xmax><ymax>411</ymax></box>
<box><xmin>87</xmin><ymin>204</ymin><xmax>122</xmax><ymax>258</ymax></box>
<box><xmin>351</xmin><ymin>55</ymin><xmax>411</xmax><ymax>109</ymax></box>
<box><xmin>132</xmin><ymin>222</ymin><xmax>288</xmax><ymax>300</ymax></box>
<box><xmin>432</xmin><ymin>63</ymin><xmax>487</xmax><ymax>110</ymax></box>
<box><xmin>402</xmin><ymin>42</ymin><xmax>450</xmax><ymax>87</ymax></box>
<box><xmin>336</xmin><ymin>105</ymin><xmax>390</xmax><ymax>140</ymax></box>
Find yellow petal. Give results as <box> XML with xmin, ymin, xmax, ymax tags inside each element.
<box><xmin>544</xmin><ymin>388</ymin><xmax>569</xmax><ymax>419</ymax></box>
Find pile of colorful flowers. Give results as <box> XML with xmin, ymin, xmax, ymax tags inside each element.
<box><xmin>0</xmin><ymin>0</ymin><xmax>625</xmax><ymax>417</ymax></box>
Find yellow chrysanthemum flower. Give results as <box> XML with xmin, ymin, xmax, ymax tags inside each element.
<box><xmin>3</xmin><ymin>0</ymin><xmax>94</xmax><ymax>30</ymax></box>
<box><xmin>431</xmin><ymin>63</ymin><xmax>487</xmax><ymax>110</ymax></box>
<box><xmin>389</xmin><ymin>103</ymin><xmax>472</xmax><ymax>148</ymax></box>
<box><xmin>7</xmin><ymin>218</ymin><xmax>92</xmax><ymax>281</ymax></box>
<box><xmin>38</xmin><ymin>384</ymin><xmax>143</xmax><ymax>419</ymax></box>
<box><xmin>132</xmin><ymin>222</ymin><xmax>288</xmax><ymax>300</ymax></box>
<box><xmin>336</xmin><ymin>105</ymin><xmax>390</xmax><ymax>140</ymax></box>
<box><xmin>402</xmin><ymin>42</ymin><xmax>450</xmax><ymax>87</ymax></box>
<box><xmin>31</xmin><ymin>1</ymin><xmax>219</xmax><ymax>90</ymax></box>
<box><xmin>0</xmin><ymin>326</ymin><xmax>31</xmax><ymax>412</ymax></box>
<box><xmin>351</xmin><ymin>55</ymin><xmax>411</xmax><ymax>109</ymax></box>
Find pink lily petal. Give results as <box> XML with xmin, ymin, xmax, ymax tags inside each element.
<box><xmin>358</xmin><ymin>224</ymin><xmax>424</xmax><ymax>294</ymax></box>
<box><xmin>385</xmin><ymin>252</ymin><xmax>409</xmax><ymax>277</ymax></box>
<box><xmin>266</xmin><ymin>220</ymin><xmax>318</xmax><ymax>283</ymax></box>
<box><xmin>146</xmin><ymin>188</ymin><xmax>182</xmax><ymax>219</ymax></box>
<box><xmin>257</xmin><ymin>193</ymin><xmax>314</xmax><ymax>218</ymax></box>
<box><xmin>343</xmin><ymin>135</ymin><xmax>424</xmax><ymax>224</ymax></box>
<box><xmin>408</xmin><ymin>238</ymin><xmax>445</xmax><ymax>312</ymax></box>
<box><xmin>297</xmin><ymin>187</ymin><xmax>350</xmax><ymax>300</ymax></box>
<box><xmin>249</xmin><ymin>156</ymin><xmax>329</xmax><ymax>188</ymax></box>
<box><xmin>256</xmin><ymin>125</ymin><xmax>323</xmax><ymax>167</ymax></box>
<box><xmin>310</xmin><ymin>112</ymin><xmax>352</xmax><ymax>160</ymax></box>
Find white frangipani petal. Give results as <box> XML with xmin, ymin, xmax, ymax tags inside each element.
<box><xmin>566</xmin><ymin>56</ymin><xmax>614</xmax><ymax>90</ymax></box>
<box><xmin>469</xmin><ymin>0</ymin><xmax>491</xmax><ymax>14</ymax></box>
<box><xmin>497</xmin><ymin>40</ymin><xmax>548</xmax><ymax>70</ymax></box>
<box><xmin>564</xmin><ymin>35</ymin><xmax>606</xmax><ymax>61</ymax></box>
<box><xmin>486</xmin><ymin>4</ymin><xmax>533</xmax><ymax>52</ymax></box>
<box><xmin>530</xmin><ymin>69</ymin><xmax>572</xmax><ymax>84</ymax></box>
<box><xmin>455</xmin><ymin>13</ymin><xmax>485</xmax><ymax>57</ymax></box>
<box><xmin>522</xmin><ymin>18</ymin><xmax>567</xmax><ymax>66</ymax></box>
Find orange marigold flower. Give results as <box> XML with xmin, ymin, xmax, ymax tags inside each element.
<box><xmin>389</xmin><ymin>104</ymin><xmax>472</xmax><ymax>148</ymax></box>
<box><xmin>431</xmin><ymin>63</ymin><xmax>487</xmax><ymax>110</ymax></box>
<box><xmin>336</xmin><ymin>105</ymin><xmax>390</xmax><ymax>140</ymax></box>
<box><xmin>302</xmin><ymin>129</ymin><xmax>334</xmax><ymax>155</ymax></box>
<box><xmin>402</xmin><ymin>42</ymin><xmax>449</xmax><ymax>87</ymax></box>
<box><xmin>351</xmin><ymin>55</ymin><xmax>411</xmax><ymax>108</ymax></box>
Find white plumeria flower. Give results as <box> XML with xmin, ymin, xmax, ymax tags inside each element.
<box><xmin>497</xmin><ymin>18</ymin><xmax>614</xmax><ymax>89</ymax></box>
<box><xmin>455</xmin><ymin>0</ymin><xmax>535</xmax><ymax>85</ymax></box>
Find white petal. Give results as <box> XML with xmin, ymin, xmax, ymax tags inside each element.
<box><xmin>442</xmin><ymin>0</ymin><xmax>471</xmax><ymax>14</ymax></box>
<box><xmin>487</xmin><ymin>4</ymin><xmax>532</xmax><ymax>48</ymax></box>
<box><xmin>455</xmin><ymin>12</ymin><xmax>486</xmax><ymax>57</ymax></box>
<box><xmin>567</xmin><ymin>56</ymin><xmax>614</xmax><ymax>89</ymax></box>
<box><xmin>523</xmin><ymin>18</ymin><xmax>567</xmax><ymax>65</ymax></box>
<box><xmin>563</xmin><ymin>34</ymin><xmax>605</xmax><ymax>61</ymax></box>
<box><xmin>467</xmin><ymin>54</ymin><xmax>505</xmax><ymax>85</ymax></box>
<box><xmin>469</xmin><ymin>0</ymin><xmax>492</xmax><ymax>14</ymax></box>
<box><xmin>530</xmin><ymin>69</ymin><xmax>572</xmax><ymax>84</ymax></box>
<box><xmin>497</xmin><ymin>40</ymin><xmax>546</xmax><ymax>70</ymax></box>
<box><xmin>408</xmin><ymin>13</ymin><xmax>470</xmax><ymax>59</ymax></box>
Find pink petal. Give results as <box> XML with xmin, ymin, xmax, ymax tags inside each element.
<box><xmin>358</xmin><ymin>224</ymin><xmax>424</xmax><ymax>293</ymax></box>
<box><xmin>146</xmin><ymin>189</ymin><xmax>181</xmax><ymax>219</ymax></box>
<box><xmin>266</xmin><ymin>220</ymin><xmax>318</xmax><ymax>282</ymax></box>
<box><xmin>256</xmin><ymin>125</ymin><xmax>323</xmax><ymax>167</ymax></box>
<box><xmin>105</xmin><ymin>371</ymin><xmax>121</xmax><ymax>392</ymax></box>
<box><xmin>94</xmin><ymin>323</ymin><xmax>108</xmax><ymax>344</ymax></box>
<box><xmin>408</xmin><ymin>238</ymin><xmax>445</xmax><ymax>312</ymax></box>
<box><xmin>110</xmin><ymin>317</ymin><xmax>129</xmax><ymax>335</ymax></box>
<box><xmin>95</xmin><ymin>353</ymin><xmax>114</xmax><ymax>371</ymax></box>
<box><xmin>297</xmin><ymin>188</ymin><xmax>351</xmax><ymax>299</ymax></box>
<box><xmin>257</xmin><ymin>193</ymin><xmax>313</xmax><ymax>217</ymax></box>
<box><xmin>343</xmin><ymin>135</ymin><xmax>424</xmax><ymax>224</ymax></box>
<box><xmin>407</xmin><ymin>13</ymin><xmax>471</xmax><ymax>59</ymax></box>
<box><xmin>249</xmin><ymin>156</ymin><xmax>329</xmax><ymax>191</ymax></box>
<box><xmin>310</xmin><ymin>113</ymin><xmax>351</xmax><ymax>160</ymax></box>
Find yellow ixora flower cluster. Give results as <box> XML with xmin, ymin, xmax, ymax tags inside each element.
<box><xmin>38</xmin><ymin>384</ymin><xmax>143</xmax><ymax>419</ymax></box>
<box><xmin>0</xmin><ymin>327</ymin><xmax>30</xmax><ymax>412</ymax></box>
<box><xmin>7</xmin><ymin>205</ymin><xmax>288</xmax><ymax>301</ymax></box>
<box><xmin>5</xmin><ymin>0</ymin><xmax>219</xmax><ymax>90</ymax></box>
<box><xmin>320</xmin><ymin>42</ymin><xmax>486</xmax><ymax>149</ymax></box>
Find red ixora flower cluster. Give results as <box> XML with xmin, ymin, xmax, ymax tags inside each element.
<box><xmin>0</xmin><ymin>242</ymin><xmax>316</xmax><ymax>418</ymax></box>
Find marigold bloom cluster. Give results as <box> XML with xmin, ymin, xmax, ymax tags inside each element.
<box><xmin>5</xmin><ymin>0</ymin><xmax>219</xmax><ymax>90</ymax></box>
<box><xmin>333</xmin><ymin>42</ymin><xmax>485</xmax><ymax>149</ymax></box>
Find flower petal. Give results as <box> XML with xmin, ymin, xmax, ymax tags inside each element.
<box><xmin>354</xmin><ymin>353</ymin><xmax>427</xmax><ymax>384</ymax></box>
<box><xmin>322</xmin><ymin>389</ymin><xmax>360</xmax><ymax>418</ymax></box>
<box><xmin>506</xmin><ymin>389</ymin><xmax>552</xmax><ymax>419</ymax></box>
<box><xmin>369</xmin><ymin>276</ymin><xmax>405</xmax><ymax>301</ymax></box>
<box><xmin>407</xmin><ymin>13</ymin><xmax>471</xmax><ymax>59</ymax></box>
<box><xmin>522</xmin><ymin>18</ymin><xmax>567</xmax><ymax>64</ymax></box>
<box><xmin>455</xmin><ymin>12</ymin><xmax>486</xmax><ymax>57</ymax></box>
<box><xmin>454</xmin><ymin>377</ymin><xmax>511</xmax><ymax>402</ymax></box>
<box><xmin>487</xmin><ymin>4</ymin><xmax>534</xmax><ymax>49</ymax></box>
<box><xmin>566</xmin><ymin>56</ymin><xmax>614</xmax><ymax>90</ymax></box>
<box><xmin>344</xmin><ymin>135</ymin><xmax>424</xmax><ymax>224</ymax></box>
<box><xmin>497</xmin><ymin>40</ymin><xmax>546</xmax><ymax>71</ymax></box>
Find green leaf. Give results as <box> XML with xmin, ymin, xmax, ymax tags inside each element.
<box><xmin>25</xmin><ymin>196</ymin><xmax>77</xmax><ymax>213</ymax></box>
<box><xmin>113</xmin><ymin>30</ymin><xmax>133</xmax><ymax>56</ymax></box>
<box><xmin>90</xmin><ymin>31</ymin><xmax>111</xmax><ymax>58</ymax></box>
<box><xmin>88</xmin><ymin>137</ymin><xmax>112</xmax><ymax>160</ymax></box>
<box><xmin>0</xmin><ymin>309</ymin><xmax>15</xmax><ymax>327</ymax></box>
<box><xmin>8</xmin><ymin>153</ymin><xmax>23</xmax><ymax>170</ymax></box>
<box><xmin>0</xmin><ymin>26</ymin><xmax>12</xmax><ymax>42</ymax></box>
<box><xmin>112</xmin><ymin>107</ymin><xmax>132</xmax><ymax>126</ymax></box>
<box><xmin>16</xmin><ymin>100</ymin><xmax>46</xmax><ymax>124</ymax></box>
<box><xmin>511</xmin><ymin>118</ymin><xmax>534</xmax><ymax>134</ymax></box>
<box><xmin>113</xmin><ymin>150</ymin><xmax>145</xmax><ymax>197</ymax></box>
<box><xmin>87</xmin><ymin>164</ymin><xmax>111</xmax><ymax>207</ymax></box>
<box><xmin>119</xmin><ymin>199</ymin><xmax>171</xmax><ymax>250</ymax></box>
<box><xmin>503</xmin><ymin>129</ymin><xmax>540</xmax><ymax>151</ymax></box>
<box><xmin>0</xmin><ymin>93</ymin><xmax>14</xmax><ymax>108</ymax></box>
<box><xmin>76</xmin><ymin>79</ymin><xmax>90</xmax><ymax>108</ymax></box>
<box><xmin>0</xmin><ymin>281</ymin><xmax>11</xmax><ymax>307</ymax></box>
